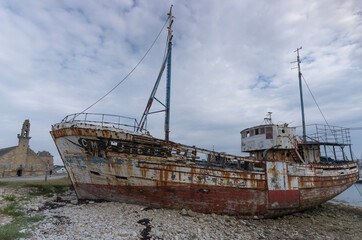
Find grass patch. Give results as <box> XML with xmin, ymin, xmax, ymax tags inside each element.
<box><xmin>1</xmin><ymin>203</ymin><xmax>24</xmax><ymax>217</ymax></box>
<box><xmin>13</xmin><ymin>215</ymin><xmax>44</xmax><ymax>225</ymax></box>
<box><xmin>0</xmin><ymin>177</ymin><xmax>72</xmax><ymax>187</ymax></box>
<box><xmin>0</xmin><ymin>181</ymin><xmax>7</xmax><ymax>186</ymax></box>
<box><xmin>0</xmin><ymin>177</ymin><xmax>72</xmax><ymax>239</ymax></box>
<box><xmin>26</xmin><ymin>216</ymin><xmax>44</xmax><ymax>223</ymax></box>
<box><xmin>29</xmin><ymin>185</ymin><xmax>54</xmax><ymax>197</ymax></box>
<box><xmin>0</xmin><ymin>216</ymin><xmax>43</xmax><ymax>240</ymax></box>
<box><xmin>1</xmin><ymin>177</ymin><xmax>73</xmax><ymax>197</ymax></box>
<box><xmin>0</xmin><ymin>222</ymin><xmax>27</xmax><ymax>240</ymax></box>
<box><xmin>2</xmin><ymin>195</ymin><xmax>16</xmax><ymax>201</ymax></box>
<box><xmin>0</xmin><ymin>202</ymin><xmax>44</xmax><ymax>240</ymax></box>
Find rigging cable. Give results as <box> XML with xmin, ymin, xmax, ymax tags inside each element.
<box><xmin>355</xmin><ymin>183</ymin><xmax>362</xmax><ymax>198</ymax></box>
<box><xmin>79</xmin><ymin>17</ymin><xmax>169</xmax><ymax>114</ymax></box>
<box><xmin>137</xmin><ymin>30</ymin><xmax>171</xmax><ymax>131</ymax></box>
<box><xmin>301</xmin><ymin>74</ymin><xmax>338</xmax><ymax>142</ymax></box>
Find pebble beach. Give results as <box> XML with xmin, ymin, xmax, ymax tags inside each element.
<box><xmin>1</xmin><ymin>181</ymin><xmax>361</xmax><ymax>240</ymax></box>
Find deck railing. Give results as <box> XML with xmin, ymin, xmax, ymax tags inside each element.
<box><xmin>299</xmin><ymin>124</ymin><xmax>352</xmax><ymax>145</ymax></box>
<box><xmin>61</xmin><ymin>113</ymin><xmax>141</xmax><ymax>132</ymax></box>
<box><xmin>298</xmin><ymin>124</ymin><xmax>354</xmax><ymax>161</ymax></box>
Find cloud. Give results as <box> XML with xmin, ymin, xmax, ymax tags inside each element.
<box><xmin>0</xmin><ymin>0</ymin><xmax>361</xmax><ymax>163</ymax></box>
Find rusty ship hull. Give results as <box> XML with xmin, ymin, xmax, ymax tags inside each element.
<box><xmin>51</xmin><ymin>121</ymin><xmax>359</xmax><ymax>218</ymax></box>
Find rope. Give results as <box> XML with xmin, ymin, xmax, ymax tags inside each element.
<box><xmin>80</xmin><ymin>17</ymin><xmax>169</xmax><ymax>114</ymax></box>
<box><xmin>355</xmin><ymin>183</ymin><xmax>362</xmax><ymax>198</ymax></box>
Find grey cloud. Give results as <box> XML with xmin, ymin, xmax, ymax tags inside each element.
<box><xmin>0</xmin><ymin>0</ymin><xmax>361</xmax><ymax>164</ymax></box>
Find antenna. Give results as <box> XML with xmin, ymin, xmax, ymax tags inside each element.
<box><xmin>264</xmin><ymin>112</ymin><xmax>273</xmax><ymax>125</ymax></box>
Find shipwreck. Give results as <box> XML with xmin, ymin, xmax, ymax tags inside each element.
<box><xmin>51</xmin><ymin>7</ymin><xmax>359</xmax><ymax>218</ymax></box>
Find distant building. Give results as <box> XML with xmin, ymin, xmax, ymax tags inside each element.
<box><xmin>0</xmin><ymin>120</ymin><xmax>54</xmax><ymax>177</ymax></box>
<box><xmin>54</xmin><ymin>165</ymin><xmax>67</xmax><ymax>174</ymax></box>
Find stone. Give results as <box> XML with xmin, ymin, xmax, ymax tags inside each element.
<box><xmin>155</xmin><ymin>230</ymin><xmax>163</xmax><ymax>238</ymax></box>
<box><xmin>180</xmin><ymin>209</ymin><xmax>187</xmax><ymax>216</ymax></box>
<box><xmin>29</xmin><ymin>205</ymin><xmax>39</xmax><ymax>211</ymax></box>
<box><xmin>239</xmin><ymin>219</ymin><xmax>246</xmax><ymax>225</ymax></box>
<box><xmin>187</xmin><ymin>209</ymin><xmax>197</xmax><ymax>217</ymax></box>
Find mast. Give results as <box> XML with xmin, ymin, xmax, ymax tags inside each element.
<box><xmin>165</xmin><ymin>5</ymin><xmax>173</xmax><ymax>142</ymax></box>
<box><xmin>137</xmin><ymin>6</ymin><xmax>174</xmax><ymax>142</ymax></box>
<box><xmin>295</xmin><ymin>47</ymin><xmax>306</xmax><ymax>142</ymax></box>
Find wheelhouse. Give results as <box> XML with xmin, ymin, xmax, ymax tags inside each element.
<box><xmin>241</xmin><ymin>124</ymin><xmax>297</xmax><ymax>152</ymax></box>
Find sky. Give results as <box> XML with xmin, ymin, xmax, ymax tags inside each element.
<box><xmin>0</xmin><ymin>0</ymin><xmax>361</xmax><ymax>165</ymax></box>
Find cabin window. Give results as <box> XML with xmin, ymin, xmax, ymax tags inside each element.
<box><xmin>246</xmin><ymin>131</ymin><xmax>250</xmax><ymax>137</ymax></box>
<box><xmin>250</xmin><ymin>129</ymin><xmax>254</xmax><ymax>136</ymax></box>
<box><xmin>260</xmin><ymin>127</ymin><xmax>265</xmax><ymax>134</ymax></box>
<box><xmin>266</xmin><ymin>127</ymin><xmax>273</xmax><ymax>139</ymax></box>
<box><xmin>255</xmin><ymin>128</ymin><xmax>259</xmax><ymax>135</ymax></box>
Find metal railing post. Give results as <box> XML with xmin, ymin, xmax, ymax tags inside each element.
<box><xmin>349</xmin><ymin>145</ymin><xmax>354</xmax><ymax>161</ymax></box>
<box><xmin>333</xmin><ymin>146</ymin><xmax>337</xmax><ymax>161</ymax></box>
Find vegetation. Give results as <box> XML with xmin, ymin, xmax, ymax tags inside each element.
<box><xmin>0</xmin><ymin>222</ymin><xmax>27</xmax><ymax>240</ymax></box>
<box><xmin>0</xmin><ymin>200</ymin><xmax>44</xmax><ymax>240</ymax></box>
<box><xmin>2</xmin><ymin>195</ymin><xmax>16</xmax><ymax>201</ymax></box>
<box><xmin>0</xmin><ymin>203</ymin><xmax>24</xmax><ymax>217</ymax></box>
<box><xmin>0</xmin><ymin>176</ymin><xmax>71</xmax><ymax>188</ymax></box>
<box><xmin>1</xmin><ymin>177</ymin><xmax>73</xmax><ymax>197</ymax></box>
<box><xmin>0</xmin><ymin>177</ymin><xmax>70</xmax><ymax>239</ymax></box>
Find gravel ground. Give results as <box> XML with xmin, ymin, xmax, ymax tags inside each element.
<box><xmin>1</xmin><ymin>185</ymin><xmax>361</xmax><ymax>240</ymax></box>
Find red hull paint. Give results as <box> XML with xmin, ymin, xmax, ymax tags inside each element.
<box><xmin>75</xmin><ymin>183</ymin><xmax>267</xmax><ymax>217</ymax></box>
<box><xmin>73</xmin><ymin>181</ymin><xmax>356</xmax><ymax>218</ymax></box>
<box><xmin>268</xmin><ymin>190</ymin><xmax>300</xmax><ymax>209</ymax></box>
